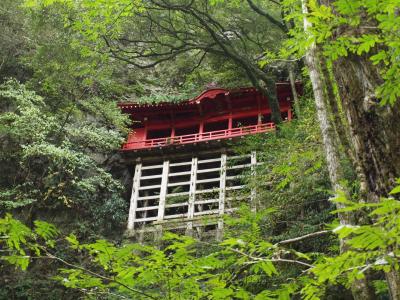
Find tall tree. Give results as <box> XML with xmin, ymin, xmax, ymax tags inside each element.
<box><xmin>300</xmin><ymin>0</ymin><xmax>400</xmax><ymax>297</ymax></box>
<box><xmin>329</xmin><ymin>11</ymin><xmax>400</xmax><ymax>300</ymax></box>
<box><xmin>300</xmin><ymin>1</ymin><xmax>375</xmax><ymax>298</ymax></box>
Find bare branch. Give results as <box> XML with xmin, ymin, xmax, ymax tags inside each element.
<box><xmin>227</xmin><ymin>247</ymin><xmax>314</xmax><ymax>269</ymax></box>
<box><xmin>246</xmin><ymin>0</ymin><xmax>287</xmax><ymax>32</ymax></box>
<box><xmin>188</xmin><ymin>51</ymin><xmax>207</xmax><ymax>73</ymax></box>
<box><xmin>275</xmin><ymin>230</ymin><xmax>331</xmax><ymax>246</ymax></box>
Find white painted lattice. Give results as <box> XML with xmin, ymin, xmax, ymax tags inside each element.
<box><xmin>127</xmin><ymin>152</ymin><xmax>258</xmax><ymax>236</ymax></box>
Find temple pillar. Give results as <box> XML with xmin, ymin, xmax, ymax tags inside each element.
<box><xmin>199</xmin><ymin>121</ymin><xmax>204</xmax><ymax>140</ymax></box>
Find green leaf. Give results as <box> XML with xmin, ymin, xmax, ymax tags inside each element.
<box><xmin>34</xmin><ymin>220</ymin><xmax>59</xmax><ymax>241</ymax></box>
<box><xmin>65</xmin><ymin>234</ymin><xmax>80</xmax><ymax>249</ymax></box>
<box><xmin>389</xmin><ymin>185</ymin><xmax>400</xmax><ymax>195</ymax></box>
<box><xmin>3</xmin><ymin>255</ymin><xmax>30</xmax><ymax>271</ymax></box>
<box><xmin>212</xmin><ymin>287</ymin><xmax>234</xmax><ymax>299</ymax></box>
<box><xmin>357</xmin><ymin>34</ymin><xmax>381</xmax><ymax>55</ymax></box>
<box><xmin>370</xmin><ymin>51</ymin><xmax>387</xmax><ymax>65</ymax></box>
<box><xmin>259</xmin><ymin>261</ymin><xmax>278</xmax><ymax>276</ymax></box>
<box><xmin>0</xmin><ymin>214</ymin><xmax>31</xmax><ymax>254</ymax></box>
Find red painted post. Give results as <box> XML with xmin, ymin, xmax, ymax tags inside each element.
<box><xmin>199</xmin><ymin>121</ymin><xmax>204</xmax><ymax>141</ymax></box>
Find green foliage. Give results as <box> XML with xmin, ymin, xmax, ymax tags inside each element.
<box><xmin>23</xmin><ymin>0</ymin><xmax>287</xmax><ymax>100</ymax></box>
<box><xmin>233</xmin><ymin>97</ymin><xmax>336</xmax><ymax>247</ymax></box>
<box><xmin>283</xmin><ymin>0</ymin><xmax>400</xmax><ymax>105</ymax></box>
<box><xmin>1</xmin><ymin>181</ymin><xmax>398</xmax><ymax>299</ymax></box>
<box><xmin>300</xmin><ymin>190</ymin><xmax>400</xmax><ymax>298</ymax></box>
<box><xmin>0</xmin><ymin>79</ymin><xmax>127</xmax><ymax>232</ymax></box>
<box><xmin>57</xmin><ymin>233</ymin><xmax>225</xmax><ymax>299</ymax></box>
<box><xmin>0</xmin><ymin>213</ymin><xmax>58</xmax><ymax>270</ymax></box>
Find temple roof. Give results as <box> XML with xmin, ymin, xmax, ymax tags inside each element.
<box><xmin>118</xmin><ymin>87</ymin><xmax>257</xmax><ymax>111</ymax></box>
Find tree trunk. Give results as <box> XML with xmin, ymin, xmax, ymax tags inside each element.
<box><xmin>332</xmin><ymin>54</ymin><xmax>400</xmax><ymax>200</ymax></box>
<box><xmin>318</xmin><ymin>54</ymin><xmax>352</xmax><ymax>155</ymax></box>
<box><xmin>244</xmin><ymin>68</ymin><xmax>283</xmax><ymax>124</ymax></box>
<box><xmin>333</xmin><ymin>51</ymin><xmax>400</xmax><ymax>300</ymax></box>
<box><xmin>288</xmin><ymin>63</ymin><xmax>301</xmax><ymax>118</ymax></box>
<box><xmin>318</xmin><ymin>53</ymin><xmax>368</xmax><ymax>185</ymax></box>
<box><xmin>263</xmin><ymin>77</ymin><xmax>283</xmax><ymax>125</ymax></box>
<box><xmin>386</xmin><ymin>268</ymin><xmax>400</xmax><ymax>300</ymax></box>
<box><xmin>314</xmin><ymin>0</ymin><xmax>400</xmax><ymax>296</ymax></box>
<box><xmin>301</xmin><ymin>1</ymin><xmax>376</xmax><ymax>299</ymax></box>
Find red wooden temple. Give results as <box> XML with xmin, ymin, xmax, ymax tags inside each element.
<box><xmin>119</xmin><ymin>82</ymin><xmax>300</xmax><ymax>151</ymax></box>
<box><xmin>121</xmin><ymin>82</ymin><xmax>301</xmax><ymax>240</ymax></box>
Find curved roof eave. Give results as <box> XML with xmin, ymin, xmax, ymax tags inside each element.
<box><xmin>117</xmin><ymin>87</ymin><xmax>260</xmax><ymax>110</ymax></box>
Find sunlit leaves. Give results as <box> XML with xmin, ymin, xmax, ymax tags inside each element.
<box><xmin>56</xmin><ymin>269</ymin><xmax>104</xmax><ymax>289</ymax></box>
<box><xmin>65</xmin><ymin>233</ymin><xmax>80</xmax><ymax>249</ymax></box>
<box><xmin>2</xmin><ymin>179</ymin><xmax>400</xmax><ymax>298</ymax></box>
<box><xmin>3</xmin><ymin>255</ymin><xmax>30</xmax><ymax>271</ymax></box>
<box><xmin>254</xmin><ymin>261</ymin><xmax>278</xmax><ymax>276</ymax></box>
<box><xmin>356</xmin><ymin>35</ymin><xmax>381</xmax><ymax>55</ymax></box>
<box><xmin>370</xmin><ymin>50</ymin><xmax>388</xmax><ymax>65</ymax></box>
<box><xmin>333</xmin><ymin>0</ymin><xmax>362</xmax><ymax>15</ymax></box>
<box><xmin>301</xmin><ymin>282</ymin><xmax>324</xmax><ymax>300</ymax></box>
<box><xmin>0</xmin><ymin>214</ymin><xmax>31</xmax><ymax>255</ymax></box>
<box><xmin>34</xmin><ymin>220</ymin><xmax>59</xmax><ymax>247</ymax></box>
<box><xmin>284</xmin><ymin>0</ymin><xmax>400</xmax><ymax>105</ymax></box>
<box><xmin>0</xmin><ymin>214</ymin><xmax>58</xmax><ymax>270</ymax></box>
<box><xmin>389</xmin><ymin>184</ymin><xmax>400</xmax><ymax>195</ymax></box>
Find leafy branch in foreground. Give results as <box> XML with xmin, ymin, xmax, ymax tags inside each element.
<box><xmin>1</xmin><ymin>181</ymin><xmax>399</xmax><ymax>299</ymax></box>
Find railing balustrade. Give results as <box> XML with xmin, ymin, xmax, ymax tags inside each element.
<box><xmin>122</xmin><ymin>123</ymin><xmax>275</xmax><ymax>150</ymax></box>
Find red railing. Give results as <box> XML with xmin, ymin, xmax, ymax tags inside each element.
<box><xmin>122</xmin><ymin>123</ymin><xmax>276</xmax><ymax>150</ymax></box>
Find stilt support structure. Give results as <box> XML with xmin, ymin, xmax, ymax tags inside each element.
<box><xmin>126</xmin><ymin>151</ymin><xmax>259</xmax><ymax>240</ymax></box>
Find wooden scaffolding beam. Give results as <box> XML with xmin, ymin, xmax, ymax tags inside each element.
<box><xmin>127</xmin><ymin>162</ymin><xmax>142</xmax><ymax>230</ymax></box>
<box><xmin>186</xmin><ymin>157</ymin><xmax>198</xmax><ymax>235</ymax></box>
<box><xmin>217</xmin><ymin>153</ymin><xmax>227</xmax><ymax>241</ymax></box>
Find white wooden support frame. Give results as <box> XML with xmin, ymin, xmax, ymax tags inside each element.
<box><xmin>127</xmin><ymin>162</ymin><xmax>142</xmax><ymax>230</ymax></box>
<box><xmin>127</xmin><ymin>151</ymin><xmax>257</xmax><ymax>239</ymax></box>
<box><xmin>157</xmin><ymin>160</ymin><xmax>170</xmax><ymax>221</ymax></box>
<box><xmin>250</xmin><ymin>151</ymin><xmax>257</xmax><ymax>212</ymax></box>
<box><xmin>186</xmin><ymin>157</ymin><xmax>198</xmax><ymax>235</ymax></box>
<box><xmin>217</xmin><ymin>153</ymin><xmax>227</xmax><ymax>241</ymax></box>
